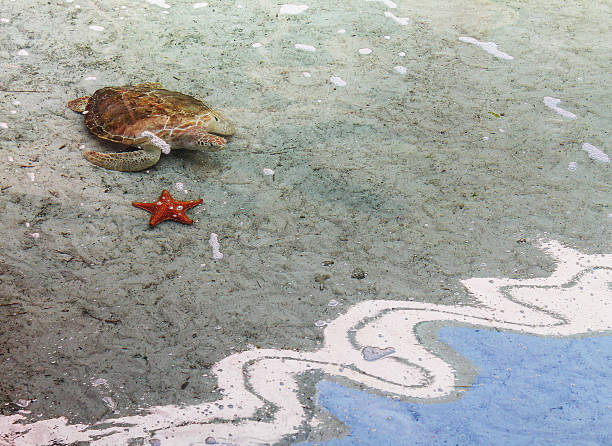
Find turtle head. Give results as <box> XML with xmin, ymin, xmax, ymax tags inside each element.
<box><xmin>206</xmin><ymin>110</ymin><xmax>236</xmax><ymax>136</ymax></box>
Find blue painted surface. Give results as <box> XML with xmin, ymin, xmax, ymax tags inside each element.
<box><xmin>301</xmin><ymin>328</ymin><xmax>612</xmax><ymax>446</ymax></box>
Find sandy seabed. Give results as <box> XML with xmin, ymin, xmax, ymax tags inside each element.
<box><xmin>0</xmin><ymin>0</ymin><xmax>610</xmax><ymax>444</ymax></box>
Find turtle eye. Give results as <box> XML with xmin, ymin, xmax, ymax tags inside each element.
<box><xmin>214</xmin><ymin>116</ymin><xmax>219</xmax><ymax>121</ymax></box>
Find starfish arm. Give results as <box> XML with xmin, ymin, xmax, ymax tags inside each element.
<box><xmin>175</xmin><ymin>198</ymin><xmax>204</xmax><ymax>210</ymax></box>
<box><xmin>132</xmin><ymin>201</ymin><xmax>161</xmax><ymax>213</ymax></box>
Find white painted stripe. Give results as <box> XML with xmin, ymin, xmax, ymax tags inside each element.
<box><xmin>1</xmin><ymin>240</ymin><xmax>610</xmax><ymax>444</ymax></box>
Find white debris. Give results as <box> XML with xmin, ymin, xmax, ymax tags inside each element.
<box><xmin>568</xmin><ymin>162</ymin><xmax>577</xmax><ymax>171</ymax></box>
<box><xmin>1</xmin><ymin>18</ymin><xmax>10</xmax><ymax>23</ymax></box>
<box><xmin>147</xmin><ymin>0</ymin><xmax>170</xmax><ymax>8</ymax></box>
<box><xmin>102</xmin><ymin>396</ymin><xmax>115</xmax><ymax>410</ymax></box>
<box><xmin>193</xmin><ymin>2</ymin><xmax>208</xmax><ymax>8</ymax></box>
<box><xmin>384</xmin><ymin>11</ymin><xmax>409</xmax><ymax>25</ymax></box>
<box><xmin>358</xmin><ymin>48</ymin><xmax>372</xmax><ymax>55</ymax></box>
<box><xmin>279</xmin><ymin>4</ymin><xmax>308</xmax><ymax>15</ymax></box>
<box><xmin>262</xmin><ymin>168</ymin><xmax>275</xmax><ymax>176</ymax></box>
<box><xmin>30</xmin><ymin>233</ymin><xmax>40</xmax><ymax>239</ymax></box>
<box><xmin>27</xmin><ymin>172</ymin><xmax>35</xmax><ymax>182</ymax></box>
<box><xmin>89</xmin><ymin>25</ymin><xmax>104</xmax><ymax>31</ymax></box>
<box><xmin>329</xmin><ymin>76</ymin><xmax>347</xmax><ymax>87</ymax></box>
<box><xmin>302</xmin><ymin>72</ymin><xmax>311</xmax><ymax>77</ymax></box>
<box><xmin>175</xmin><ymin>182</ymin><xmax>184</xmax><ymax>191</ymax></box>
<box><xmin>17</xmin><ymin>49</ymin><xmax>29</xmax><ymax>56</ymax></box>
<box><xmin>398</xmin><ymin>52</ymin><xmax>405</xmax><ymax>57</ymax></box>
<box><xmin>15</xmin><ymin>399</ymin><xmax>30</xmax><ymax>408</ymax></box>
<box><xmin>314</xmin><ymin>320</ymin><xmax>327</xmax><ymax>327</ymax></box>
<box><xmin>366</xmin><ymin>0</ymin><xmax>397</xmax><ymax>7</ymax></box>
<box><xmin>543</xmin><ymin>97</ymin><xmax>577</xmax><ymax>120</ymax></box>
<box><xmin>92</xmin><ymin>378</ymin><xmax>108</xmax><ymax>387</ymax></box>
<box><xmin>393</xmin><ymin>65</ymin><xmax>407</xmax><ymax>74</ymax></box>
<box><xmin>140</xmin><ymin>130</ymin><xmax>171</xmax><ymax>154</ymax></box>
<box><xmin>85</xmin><ymin>76</ymin><xmax>96</xmax><ymax>81</ymax></box>
<box><xmin>252</xmin><ymin>42</ymin><xmax>263</xmax><ymax>48</ymax></box>
<box><xmin>582</xmin><ymin>143</ymin><xmax>610</xmax><ymax>163</ymax></box>
<box><xmin>337</xmin><ymin>29</ymin><xmax>346</xmax><ymax>34</ymax></box>
<box><xmin>0</xmin><ymin>122</ymin><xmax>8</xmax><ymax>129</ymax></box>
<box><xmin>459</xmin><ymin>37</ymin><xmax>514</xmax><ymax>60</ymax></box>
<box><xmin>209</xmin><ymin>233</ymin><xmax>223</xmax><ymax>260</ymax></box>
<box><xmin>362</xmin><ymin>346</ymin><xmax>396</xmax><ymax>361</ymax></box>
<box><xmin>295</xmin><ymin>43</ymin><xmax>316</xmax><ymax>52</ymax></box>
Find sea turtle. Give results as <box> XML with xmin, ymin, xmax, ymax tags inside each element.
<box><xmin>67</xmin><ymin>82</ymin><xmax>235</xmax><ymax>171</ymax></box>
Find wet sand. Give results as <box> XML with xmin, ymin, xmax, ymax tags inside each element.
<box><xmin>0</xmin><ymin>0</ymin><xmax>610</xmax><ymax>443</ymax></box>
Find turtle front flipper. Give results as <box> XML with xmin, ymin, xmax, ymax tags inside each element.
<box><xmin>83</xmin><ymin>147</ymin><xmax>161</xmax><ymax>171</ymax></box>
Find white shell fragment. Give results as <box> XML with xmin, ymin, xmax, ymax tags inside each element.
<box><xmin>543</xmin><ymin>97</ymin><xmax>577</xmax><ymax>120</ymax></box>
<box><xmin>147</xmin><ymin>0</ymin><xmax>170</xmax><ymax>8</ymax></box>
<box><xmin>582</xmin><ymin>143</ymin><xmax>610</xmax><ymax>163</ymax></box>
<box><xmin>329</xmin><ymin>76</ymin><xmax>347</xmax><ymax>87</ymax></box>
<box><xmin>384</xmin><ymin>11</ymin><xmax>409</xmax><ymax>25</ymax></box>
<box><xmin>279</xmin><ymin>4</ymin><xmax>309</xmax><ymax>15</ymax></box>
<box><xmin>209</xmin><ymin>233</ymin><xmax>223</xmax><ymax>260</ymax></box>
<box><xmin>294</xmin><ymin>43</ymin><xmax>316</xmax><ymax>52</ymax></box>
<box><xmin>459</xmin><ymin>36</ymin><xmax>514</xmax><ymax>60</ymax></box>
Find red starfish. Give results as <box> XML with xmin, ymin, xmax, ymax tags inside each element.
<box><xmin>132</xmin><ymin>190</ymin><xmax>203</xmax><ymax>227</ymax></box>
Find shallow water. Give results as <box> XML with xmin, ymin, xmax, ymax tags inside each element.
<box><xmin>0</xmin><ymin>0</ymin><xmax>610</xmax><ymax>444</ymax></box>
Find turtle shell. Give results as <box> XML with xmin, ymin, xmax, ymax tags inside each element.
<box><xmin>83</xmin><ymin>83</ymin><xmax>214</xmax><ymax>145</ymax></box>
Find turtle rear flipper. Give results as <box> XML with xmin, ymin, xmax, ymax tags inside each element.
<box><xmin>67</xmin><ymin>96</ymin><xmax>91</xmax><ymax>113</ymax></box>
<box><xmin>83</xmin><ymin>147</ymin><xmax>161</xmax><ymax>171</ymax></box>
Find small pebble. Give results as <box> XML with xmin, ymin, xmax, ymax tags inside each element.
<box><xmin>351</xmin><ymin>268</ymin><xmax>367</xmax><ymax>279</ymax></box>
<box><xmin>362</xmin><ymin>346</ymin><xmax>396</xmax><ymax>361</ymax></box>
